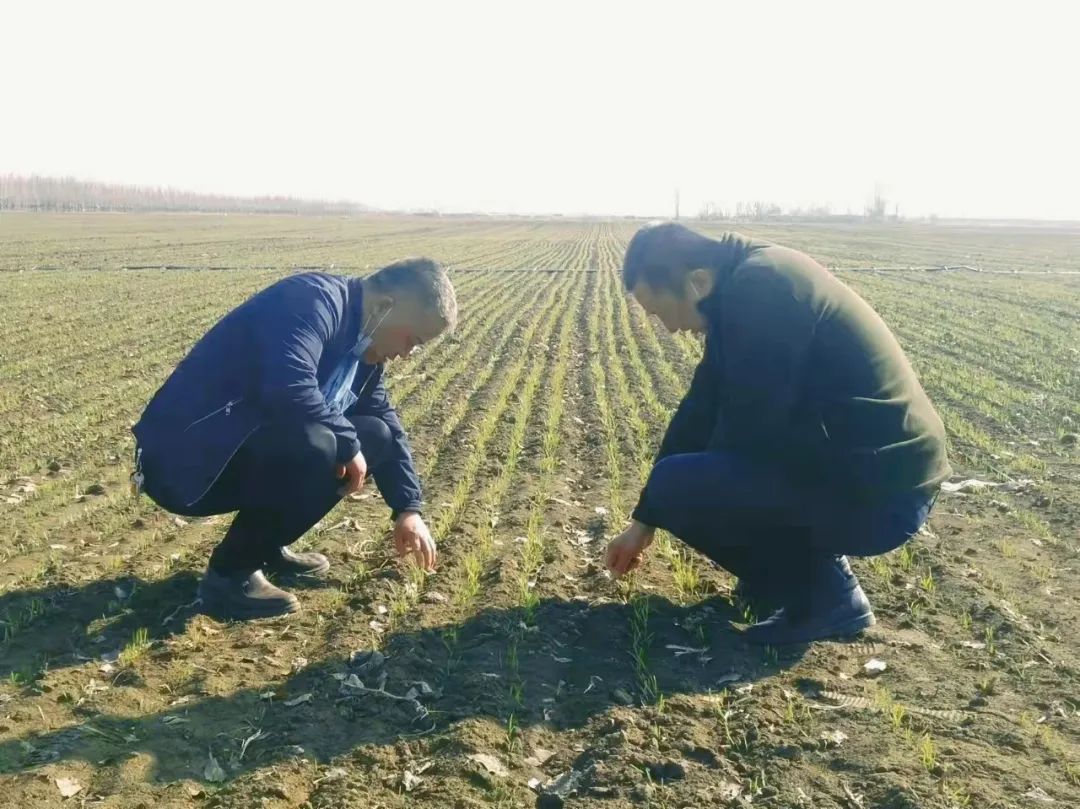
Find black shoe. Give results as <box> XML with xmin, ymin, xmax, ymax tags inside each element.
<box><xmin>741</xmin><ymin>556</ymin><xmax>875</xmax><ymax>645</ymax></box>
<box><xmin>198</xmin><ymin>568</ymin><xmax>300</xmax><ymax>620</ymax></box>
<box><xmin>263</xmin><ymin>547</ymin><xmax>331</xmax><ymax>579</ymax></box>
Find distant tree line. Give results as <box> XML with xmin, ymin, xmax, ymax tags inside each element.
<box><xmin>0</xmin><ymin>174</ymin><xmax>371</xmax><ymax>215</ymax></box>
<box><xmin>698</xmin><ymin>200</ymin><xmax>850</xmax><ymax>222</ymax></box>
<box><xmin>697</xmin><ymin>187</ymin><xmax>909</xmax><ymax>224</ymax></box>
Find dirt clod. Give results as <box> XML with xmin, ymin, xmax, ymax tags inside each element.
<box><xmin>645</xmin><ymin>759</ymin><xmax>687</xmax><ymax>783</ymax></box>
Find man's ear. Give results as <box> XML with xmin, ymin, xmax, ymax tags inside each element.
<box><xmin>686</xmin><ymin>268</ymin><xmax>714</xmax><ymax>302</ymax></box>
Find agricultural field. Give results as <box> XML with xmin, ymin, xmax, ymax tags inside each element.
<box><xmin>0</xmin><ymin>212</ymin><xmax>1078</xmax><ymax>808</ymax></box>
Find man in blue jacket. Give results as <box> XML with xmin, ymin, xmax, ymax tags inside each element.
<box><xmin>132</xmin><ymin>258</ymin><xmax>457</xmax><ymax>620</ymax></box>
<box><xmin>605</xmin><ymin>224</ymin><xmax>950</xmax><ymax>644</ymax></box>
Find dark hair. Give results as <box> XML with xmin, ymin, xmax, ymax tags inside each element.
<box><xmin>368</xmin><ymin>257</ymin><xmax>458</xmax><ymax>330</ymax></box>
<box><xmin>622</xmin><ymin>222</ymin><xmax>722</xmax><ymax>292</ymax></box>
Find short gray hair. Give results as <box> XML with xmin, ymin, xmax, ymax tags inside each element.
<box><xmin>368</xmin><ymin>257</ymin><xmax>458</xmax><ymax>331</ymax></box>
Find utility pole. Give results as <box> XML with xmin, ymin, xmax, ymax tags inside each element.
<box><xmin>674</xmin><ymin>188</ymin><xmax>680</xmax><ymax>220</ymax></box>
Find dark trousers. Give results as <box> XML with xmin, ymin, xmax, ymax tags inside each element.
<box><xmin>177</xmin><ymin>416</ymin><xmax>392</xmax><ymax>572</ymax></box>
<box><xmin>634</xmin><ymin>451</ymin><xmax>936</xmax><ymax>600</ymax></box>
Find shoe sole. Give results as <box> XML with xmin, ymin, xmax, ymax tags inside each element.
<box><xmin>742</xmin><ymin>611</ymin><xmax>876</xmax><ymax>645</ymax></box>
<box><xmin>271</xmin><ymin>564</ymin><xmax>331</xmax><ymax>580</ymax></box>
<box><xmin>198</xmin><ymin>590</ymin><xmax>301</xmax><ymax>621</ymax></box>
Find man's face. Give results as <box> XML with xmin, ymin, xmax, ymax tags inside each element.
<box><xmin>363</xmin><ymin>301</ymin><xmax>445</xmax><ymax>364</ymax></box>
<box><xmin>631</xmin><ymin>280</ymin><xmax>705</xmax><ymax>333</ymax></box>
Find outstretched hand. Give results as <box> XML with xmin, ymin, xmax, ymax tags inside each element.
<box><xmin>605</xmin><ymin>521</ymin><xmax>656</xmax><ymax>578</ymax></box>
<box><xmin>394</xmin><ymin>512</ymin><xmax>437</xmax><ymax>571</ymax></box>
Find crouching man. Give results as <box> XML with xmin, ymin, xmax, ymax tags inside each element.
<box><xmin>605</xmin><ymin>224</ymin><xmax>950</xmax><ymax>644</ymax></box>
<box><xmin>132</xmin><ymin>259</ymin><xmax>457</xmax><ymax>620</ymax></box>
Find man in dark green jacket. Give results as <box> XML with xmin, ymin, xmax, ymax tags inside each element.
<box><xmin>605</xmin><ymin>223</ymin><xmax>950</xmax><ymax>644</ymax></box>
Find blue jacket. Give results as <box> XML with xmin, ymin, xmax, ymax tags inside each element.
<box><xmin>132</xmin><ymin>272</ymin><xmax>423</xmax><ymax>516</ymax></box>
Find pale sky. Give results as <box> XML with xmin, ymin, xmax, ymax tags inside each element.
<box><xmin>4</xmin><ymin>0</ymin><xmax>1079</xmax><ymax>220</ymax></box>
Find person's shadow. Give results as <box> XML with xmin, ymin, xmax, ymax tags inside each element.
<box><xmin>1</xmin><ymin>570</ymin><xmax>202</xmax><ymax>683</ymax></box>
<box><xmin>0</xmin><ymin>590</ymin><xmax>806</xmax><ymax>782</ymax></box>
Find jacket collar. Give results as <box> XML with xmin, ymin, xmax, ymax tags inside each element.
<box><xmin>707</xmin><ymin>231</ymin><xmax>757</xmax><ymax>277</ymax></box>
<box><xmin>345</xmin><ymin>276</ymin><xmax>369</xmax><ymax>342</ymax></box>
<box><xmin>696</xmin><ymin>231</ymin><xmax>759</xmax><ymax>322</ymax></box>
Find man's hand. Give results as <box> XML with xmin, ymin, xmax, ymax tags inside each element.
<box><xmin>605</xmin><ymin>521</ymin><xmax>656</xmax><ymax>578</ymax></box>
<box><xmin>394</xmin><ymin>512</ymin><xmax>437</xmax><ymax>571</ymax></box>
<box><xmin>336</xmin><ymin>450</ymin><xmax>368</xmax><ymax>497</ymax></box>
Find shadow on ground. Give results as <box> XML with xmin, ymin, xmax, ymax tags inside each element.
<box><xmin>0</xmin><ymin>571</ymin><xmax>202</xmax><ymax>682</ymax></box>
<box><xmin>0</xmin><ymin>592</ymin><xmax>807</xmax><ymax>781</ymax></box>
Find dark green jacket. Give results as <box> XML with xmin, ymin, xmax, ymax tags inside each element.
<box><xmin>640</xmin><ymin>233</ymin><xmax>951</xmax><ymax>508</ymax></box>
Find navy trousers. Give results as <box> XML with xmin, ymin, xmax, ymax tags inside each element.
<box><xmin>157</xmin><ymin>416</ymin><xmax>392</xmax><ymax>572</ymax></box>
<box><xmin>634</xmin><ymin>451</ymin><xmax>936</xmax><ymax>600</ymax></box>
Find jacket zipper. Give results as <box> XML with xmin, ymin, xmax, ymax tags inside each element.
<box><xmin>185</xmin><ymin>424</ymin><xmax>260</xmax><ymax>508</ymax></box>
<box><xmin>184</xmin><ymin>398</ymin><xmax>242</xmax><ymax>431</ymax></box>
<box><xmin>355</xmin><ymin>368</ymin><xmax>378</xmax><ymax>400</ymax></box>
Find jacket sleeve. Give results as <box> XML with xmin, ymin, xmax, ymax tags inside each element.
<box><xmin>654</xmin><ymin>336</ymin><xmax>722</xmax><ymax>461</ymax></box>
<box><xmin>251</xmin><ymin>279</ymin><xmax>362</xmax><ymax>464</ymax></box>
<box><xmin>717</xmin><ymin>271</ymin><xmax>817</xmax><ymax>455</ymax></box>
<box><xmin>631</xmin><ymin>337</ymin><xmax>722</xmax><ymax>524</ymax></box>
<box><xmin>350</xmin><ymin>367</ymin><xmax>424</xmax><ymax>518</ymax></box>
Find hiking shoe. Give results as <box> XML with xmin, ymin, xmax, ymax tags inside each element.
<box><xmin>741</xmin><ymin>601</ymin><xmax>876</xmax><ymax>645</ymax></box>
<box><xmin>741</xmin><ymin>555</ymin><xmax>875</xmax><ymax>645</ymax></box>
<box><xmin>198</xmin><ymin>568</ymin><xmax>300</xmax><ymax>620</ymax></box>
<box><xmin>264</xmin><ymin>547</ymin><xmax>331</xmax><ymax>579</ymax></box>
